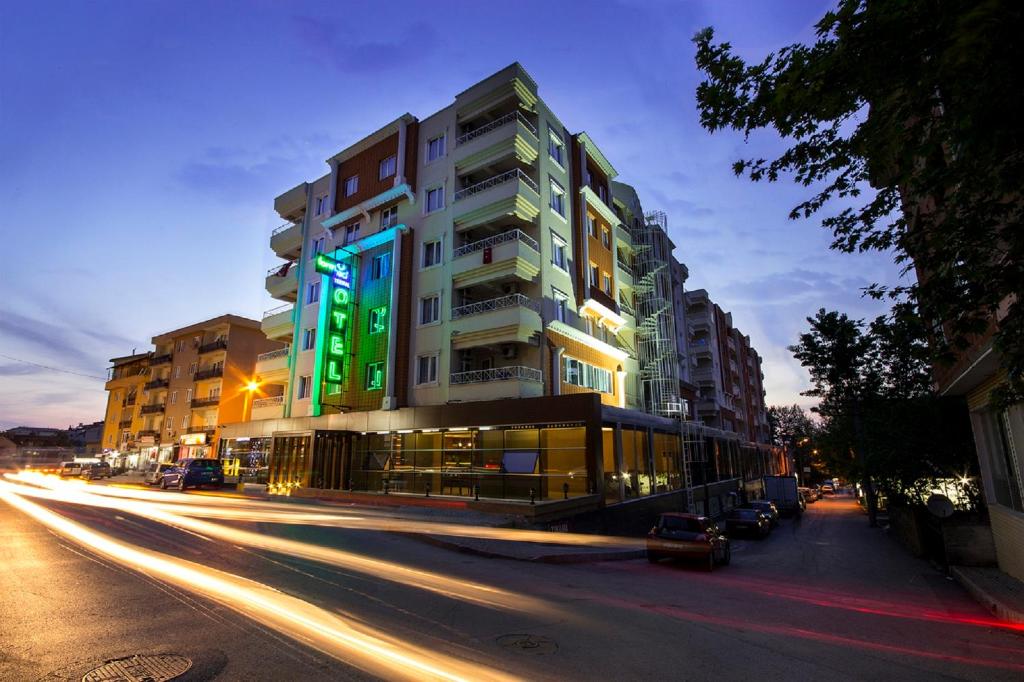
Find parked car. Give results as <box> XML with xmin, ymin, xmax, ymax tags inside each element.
<box><xmin>59</xmin><ymin>461</ymin><xmax>83</xmax><ymax>478</ymax></box>
<box><xmin>741</xmin><ymin>500</ymin><xmax>780</xmax><ymax>527</ymax></box>
<box><xmin>725</xmin><ymin>508</ymin><xmax>771</xmax><ymax>539</ymax></box>
<box><xmin>821</xmin><ymin>482</ymin><xmax>836</xmax><ymax>495</ymax></box>
<box><xmin>145</xmin><ymin>462</ymin><xmax>176</xmax><ymax>486</ymax></box>
<box><xmin>646</xmin><ymin>513</ymin><xmax>731</xmax><ymax>570</ymax></box>
<box><xmin>798</xmin><ymin>487</ymin><xmax>817</xmax><ymax>504</ymax></box>
<box><xmin>81</xmin><ymin>461</ymin><xmax>112</xmax><ymax>480</ymax></box>
<box><xmin>160</xmin><ymin>458</ymin><xmax>225</xmax><ymax>491</ymax></box>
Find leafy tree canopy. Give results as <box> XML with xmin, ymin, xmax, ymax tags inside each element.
<box><xmin>693</xmin><ymin>0</ymin><xmax>1024</xmax><ymax>405</ymax></box>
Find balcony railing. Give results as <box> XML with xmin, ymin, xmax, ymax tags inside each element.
<box><xmin>118</xmin><ymin>419</ymin><xmax>133</xmax><ymax>428</ymax></box>
<box><xmin>451</xmin><ymin>293</ymin><xmax>540</xmax><ymax>320</ymax></box>
<box><xmin>263</xmin><ymin>303</ymin><xmax>292</xmax><ymax>320</ymax></box>
<box><xmin>271</xmin><ymin>221</ymin><xmax>299</xmax><ymax>237</ymax></box>
<box><xmin>618</xmin><ymin>296</ymin><xmax>636</xmax><ymax>317</ymax></box>
<box><xmin>453</xmin><ymin>229</ymin><xmax>539</xmax><ymax>259</ymax></box>
<box><xmin>194</xmin><ymin>366</ymin><xmax>224</xmax><ymax>381</ymax></box>
<box><xmin>456</xmin><ymin>110</ymin><xmax>538</xmax><ymax>146</ymax></box>
<box><xmin>186</xmin><ymin>425</ymin><xmax>215</xmax><ymax>435</ymax></box>
<box><xmin>454</xmin><ymin>168</ymin><xmax>538</xmax><ymax>202</ymax></box>
<box><xmin>144</xmin><ymin>378</ymin><xmax>169</xmax><ymax>390</ymax></box>
<box><xmin>137</xmin><ymin>429</ymin><xmax>159</xmax><ymax>438</ymax></box>
<box><xmin>450</xmin><ymin>366</ymin><xmax>542</xmax><ymax>385</ymax></box>
<box><xmin>253</xmin><ymin>395</ymin><xmax>285</xmax><ymax>409</ymax></box>
<box><xmin>149</xmin><ymin>354</ymin><xmax>172</xmax><ymax>366</ymax></box>
<box><xmin>257</xmin><ymin>348</ymin><xmax>289</xmax><ymax>362</ymax></box>
<box><xmin>198</xmin><ymin>338</ymin><xmax>228</xmax><ymax>354</ymax></box>
<box><xmin>190</xmin><ymin>396</ymin><xmax>220</xmax><ymax>408</ymax></box>
<box><xmin>140</xmin><ymin>403</ymin><xmax>165</xmax><ymax>415</ymax></box>
<box><xmin>266</xmin><ymin>263</ymin><xmax>294</xmax><ymax>277</ymax></box>
<box><xmin>616</xmin><ymin>258</ymin><xmax>634</xmax><ymax>277</ymax></box>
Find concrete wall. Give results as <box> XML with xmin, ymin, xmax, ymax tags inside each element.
<box><xmin>990</xmin><ymin>504</ymin><xmax>1024</xmax><ymax>581</ymax></box>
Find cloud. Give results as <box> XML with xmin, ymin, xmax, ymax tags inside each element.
<box><xmin>0</xmin><ymin>309</ymin><xmax>95</xmax><ymax>366</ymax></box>
<box><xmin>0</xmin><ymin>364</ymin><xmax>41</xmax><ymax>376</ymax></box>
<box><xmin>291</xmin><ymin>18</ymin><xmax>439</xmax><ymax>75</ymax></box>
<box><xmin>719</xmin><ymin>268</ymin><xmax>872</xmax><ymax>306</ymax></box>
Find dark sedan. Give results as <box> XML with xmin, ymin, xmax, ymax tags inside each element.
<box><xmin>646</xmin><ymin>512</ymin><xmax>731</xmax><ymax>570</ymax></box>
<box><xmin>741</xmin><ymin>500</ymin><xmax>780</xmax><ymax>527</ymax></box>
<box><xmin>725</xmin><ymin>508</ymin><xmax>771</xmax><ymax>539</ymax></box>
<box><xmin>160</xmin><ymin>458</ymin><xmax>224</xmax><ymax>491</ymax></box>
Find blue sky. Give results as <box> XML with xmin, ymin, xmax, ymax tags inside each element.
<box><xmin>0</xmin><ymin>0</ymin><xmax>904</xmax><ymax>429</ymax></box>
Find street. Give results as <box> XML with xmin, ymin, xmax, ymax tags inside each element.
<box><xmin>1</xmin><ymin>476</ymin><xmax>1021</xmax><ymax>681</ymax></box>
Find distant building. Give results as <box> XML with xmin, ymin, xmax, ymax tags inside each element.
<box><xmin>67</xmin><ymin>421</ymin><xmax>104</xmax><ymax>454</ymax></box>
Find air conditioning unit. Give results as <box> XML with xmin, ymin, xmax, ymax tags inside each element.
<box><xmin>501</xmin><ymin>282</ymin><xmax>519</xmax><ymax>296</ymax></box>
<box><xmin>501</xmin><ymin>344</ymin><xmax>518</xmax><ymax>360</ymax></box>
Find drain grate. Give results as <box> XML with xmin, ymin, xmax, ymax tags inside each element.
<box><xmin>495</xmin><ymin>634</ymin><xmax>558</xmax><ymax>655</ymax></box>
<box><xmin>82</xmin><ymin>654</ymin><xmax>192</xmax><ymax>682</ymax></box>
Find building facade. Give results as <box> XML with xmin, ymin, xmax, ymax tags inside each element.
<box><xmin>225</xmin><ymin>63</ymin><xmax>779</xmax><ymax>512</ymax></box>
<box><xmin>101</xmin><ymin>352</ymin><xmax>152</xmax><ymax>456</ymax></box>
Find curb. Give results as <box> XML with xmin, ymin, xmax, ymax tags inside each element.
<box><xmin>950</xmin><ymin>566</ymin><xmax>1024</xmax><ymax>625</ymax></box>
<box><xmin>405</xmin><ymin>533</ymin><xmax>645</xmax><ymax>564</ymax></box>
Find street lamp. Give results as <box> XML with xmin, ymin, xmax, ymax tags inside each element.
<box><xmin>243</xmin><ymin>379</ymin><xmax>260</xmax><ymax>422</ymax></box>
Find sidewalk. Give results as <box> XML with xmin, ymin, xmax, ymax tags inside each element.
<box><xmin>951</xmin><ymin>565</ymin><xmax>1024</xmax><ymax>625</ymax></box>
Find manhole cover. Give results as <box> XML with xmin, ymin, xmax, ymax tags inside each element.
<box><xmin>82</xmin><ymin>654</ymin><xmax>192</xmax><ymax>682</ymax></box>
<box><xmin>495</xmin><ymin>634</ymin><xmax>558</xmax><ymax>655</ymax></box>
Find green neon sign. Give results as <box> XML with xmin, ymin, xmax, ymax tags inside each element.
<box><xmin>311</xmin><ymin>252</ymin><xmax>354</xmax><ymax>415</ymax></box>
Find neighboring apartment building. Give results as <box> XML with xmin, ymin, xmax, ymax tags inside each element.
<box><xmin>103</xmin><ymin>315</ymin><xmax>284</xmax><ymax>467</ymax></box>
<box><xmin>68</xmin><ymin>421</ymin><xmax>104</xmax><ymax>454</ymax></box>
<box><xmin>226</xmin><ymin>63</ymin><xmax>781</xmax><ymax>513</ymax></box>
<box><xmin>101</xmin><ymin>352</ymin><xmax>152</xmax><ymax>455</ymax></box>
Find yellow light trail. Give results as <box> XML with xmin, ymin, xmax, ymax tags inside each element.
<box><xmin>0</xmin><ymin>488</ymin><xmax>520</xmax><ymax>682</ymax></box>
<box><xmin>0</xmin><ymin>476</ymin><xmax>549</xmax><ymax>614</ymax></box>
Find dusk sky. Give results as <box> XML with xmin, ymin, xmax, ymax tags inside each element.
<box><xmin>0</xmin><ymin>0</ymin><xmax>905</xmax><ymax>430</ymax></box>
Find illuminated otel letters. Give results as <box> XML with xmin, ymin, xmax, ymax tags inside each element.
<box><xmin>314</xmin><ymin>254</ymin><xmax>353</xmax><ymax>397</ymax></box>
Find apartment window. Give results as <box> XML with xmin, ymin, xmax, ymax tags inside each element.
<box><xmin>306</xmin><ymin>281</ymin><xmax>321</xmax><ymax>305</ymax></box>
<box><xmin>380</xmin><ymin>206</ymin><xmax>398</xmax><ymax>229</ymax></box>
<box><xmin>422</xmin><ymin>239</ymin><xmax>442</xmax><ymax>268</ymax></box>
<box><xmin>551</xmin><ymin>232</ymin><xmax>567</xmax><ymax>270</ymax></box>
<box><xmin>302</xmin><ymin>327</ymin><xmax>316</xmax><ymax>351</ymax></box>
<box><xmin>181</xmin><ymin>416</ymin><xmax>189</xmax><ymax>429</ymax></box>
<box><xmin>564</xmin><ymin>357</ymin><xmax>613</xmax><ymax>393</ymax></box>
<box><xmin>176</xmin><ymin>340</ymin><xmax>185</xmax><ymax>352</ymax></box>
<box><xmin>170</xmin><ymin>391</ymin><xmax>177</xmax><ymax>405</ymax></box>
<box><xmin>602</xmin><ymin>226</ymin><xmax>611</xmax><ymax>249</ymax></box>
<box><xmin>371</xmin><ymin>253</ymin><xmax>391</xmax><ymax>280</ymax></box>
<box><xmin>598</xmin><ymin>185</ymin><xmax>608</xmax><ymax>204</ymax></box>
<box><xmin>369</xmin><ymin>306</ymin><xmax>388</xmax><ymax>334</ymax></box>
<box><xmin>188</xmin><ymin>362</ymin><xmax>197</xmax><ymax>375</ymax></box>
<box><xmin>553</xmin><ymin>288</ymin><xmax>569</xmax><ymax>323</ymax></box>
<box><xmin>379</xmin><ymin>154</ymin><xmax>397</xmax><ymax>180</ymax></box>
<box><xmin>185</xmin><ymin>388</ymin><xmax>193</xmax><ymax>403</ymax></box>
<box><xmin>365</xmin><ymin>362</ymin><xmax>385</xmax><ymax>391</ymax></box>
<box><xmin>174</xmin><ymin>366</ymin><xmax>181</xmax><ymax>379</ymax></box>
<box><xmin>590</xmin><ymin>263</ymin><xmax>599</xmax><ymax>287</ymax></box>
<box><xmin>416</xmin><ymin>354</ymin><xmax>439</xmax><ymax>385</ymax></box>
<box><xmin>343</xmin><ymin>175</ymin><xmax>359</xmax><ymax>197</ymax></box>
<box><xmin>427</xmin><ymin>134</ymin><xmax>446</xmax><ymax>162</ymax></box>
<box><xmin>297</xmin><ymin>375</ymin><xmax>311</xmax><ymax>400</ymax></box>
<box><xmin>311</xmin><ymin>236</ymin><xmax>325</xmax><ymax>256</ymax></box>
<box><xmin>549</xmin><ymin>179</ymin><xmax>565</xmax><ymax>216</ymax></box>
<box><xmin>425</xmin><ymin>186</ymin><xmax>445</xmax><ymax>213</ymax></box>
<box><xmin>344</xmin><ymin>222</ymin><xmax>360</xmax><ymax>245</ymax></box>
<box><xmin>420</xmin><ymin>294</ymin><xmax>440</xmax><ymax>325</ymax></box>
<box><xmin>548</xmin><ymin>129</ymin><xmax>565</xmax><ymax>166</ymax></box>
<box><xmin>315</xmin><ymin>195</ymin><xmax>329</xmax><ymax>215</ymax></box>
<box><xmin>603</xmin><ymin>273</ymin><xmax>612</xmax><ymax>295</ymax></box>
<box><xmin>587</xmin><ymin>214</ymin><xmax>597</xmax><ymax>238</ymax></box>
<box><xmin>193</xmin><ymin>335</ymin><xmax>201</xmax><ymax>347</ymax></box>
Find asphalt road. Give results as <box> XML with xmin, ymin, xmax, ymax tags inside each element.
<box><xmin>1</xmin><ymin>482</ymin><xmax>1021</xmax><ymax>681</ymax></box>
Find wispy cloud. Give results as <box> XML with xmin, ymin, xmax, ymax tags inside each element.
<box><xmin>290</xmin><ymin>17</ymin><xmax>439</xmax><ymax>75</ymax></box>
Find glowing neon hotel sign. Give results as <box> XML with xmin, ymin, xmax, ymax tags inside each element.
<box><xmin>311</xmin><ymin>252</ymin><xmax>354</xmax><ymax>415</ymax></box>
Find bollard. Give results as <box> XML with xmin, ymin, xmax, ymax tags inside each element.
<box><xmin>529</xmin><ymin>488</ymin><xmax>535</xmax><ymax>505</ymax></box>
<box><xmin>348</xmin><ymin>477</ymin><xmax>354</xmax><ymax>492</ymax></box>
<box><xmin>563</xmin><ymin>482</ymin><xmax>569</xmax><ymax>500</ymax></box>
<box><xmin>383</xmin><ymin>479</ymin><xmax>389</xmax><ymax>495</ymax></box>
<box><xmin>474</xmin><ymin>484</ymin><xmax>480</xmax><ymax>501</ymax></box>
<box><xmin>425</xmin><ymin>481</ymin><xmax>431</xmax><ymax>498</ymax></box>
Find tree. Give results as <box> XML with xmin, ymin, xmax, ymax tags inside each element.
<box><xmin>767</xmin><ymin>404</ymin><xmax>814</xmax><ymax>449</ymax></box>
<box><xmin>693</xmin><ymin>0</ymin><xmax>1024</xmax><ymax>406</ymax></box>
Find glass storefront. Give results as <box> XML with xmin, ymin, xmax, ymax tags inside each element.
<box><xmin>268</xmin><ymin>435</ymin><xmax>311</xmax><ymax>492</ymax></box>
<box><xmin>220</xmin><ymin>437</ymin><xmax>272</xmax><ymax>484</ymax></box>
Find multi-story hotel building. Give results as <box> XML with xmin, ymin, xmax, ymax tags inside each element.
<box><xmin>103</xmin><ymin>315</ymin><xmax>283</xmax><ymax>467</ymax></box>
<box><xmin>224</xmin><ymin>63</ymin><xmax>782</xmax><ymax>515</ymax></box>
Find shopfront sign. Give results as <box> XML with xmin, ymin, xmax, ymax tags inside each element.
<box><xmin>312</xmin><ymin>251</ymin><xmax>355</xmax><ymax>415</ymax></box>
<box><xmin>180</xmin><ymin>433</ymin><xmax>207</xmax><ymax>445</ymax></box>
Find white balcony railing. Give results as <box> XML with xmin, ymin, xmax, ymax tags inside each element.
<box><xmin>252</xmin><ymin>396</ymin><xmax>284</xmax><ymax>409</ymax></box>
<box><xmin>617</xmin><ymin>258</ymin><xmax>634</xmax><ymax>277</ymax></box>
<box><xmin>451</xmin><ymin>294</ymin><xmax>540</xmax><ymax>320</ymax></box>
<box><xmin>456</xmin><ymin>110</ymin><xmax>538</xmax><ymax>146</ymax></box>
<box><xmin>257</xmin><ymin>348</ymin><xmax>289</xmax><ymax>362</ymax></box>
<box><xmin>454</xmin><ymin>168</ymin><xmax>538</xmax><ymax>202</ymax></box>
<box><xmin>271</xmin><ymin>221</ymin><xmax>299</xmax><ymax>237</ymax></box>
<box><xmin>262</xmin><ymin>303</ymin><xmax>292</xmax><ymax>319</ymax></box>
<box><xmin>453</xmin><ymin>229</ymin><xmax>539</xmax><ymax>259</ymax></box>
<box><xmin>450</xmin><ymin>366</ymin><xmax>542</xmax><ymax>385</ymax></box>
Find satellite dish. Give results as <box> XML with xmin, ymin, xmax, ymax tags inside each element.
<box><xmin>926</xmin><ymin>494</ymin><xmax>955</xmax><ymax>519</ymax></box>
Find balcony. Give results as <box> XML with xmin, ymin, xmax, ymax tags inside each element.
<box><xmin>262</xmin><ymin>304</ymin><xmax>294</xmax><ymax>342</ymax></box>
<box><xmin>448</xmin><ymin>365</ymin><xmax>543</xmax><ymax>403</ymax></box>
<box><xmin>251</xmin><ymin>395</ymin><xmax>285</xmax><ymax>421</ymax></box>
<box><xmin>689</xmin><ymin>319</ymin><xmax>711</xmax><ymax>335</ymax></box>
<box><xmin>137</xmin><ymin>429</ymin><xmax>160</xmax><ymax>438</ymax></box>
<box><xmin>274</xmin><ymin>183</ymin><xmax>306</xmax><ymax>222</ymax></box>
<box><xmin>453</xmin><ymin>168</ymin><xmax>540</xmax><ymax>232</ymax></box>
<box><xmin>453</xmin><ymin>111</ymin><xmax>539</xmax><ymax>175</ymax></box>
<box><xmin>194</xmin><ymin>366</ymin><xmax>224</xmax><ymax>381</ymax></box>
<box><xmin>149</xmin><ymin>354</ymin><xmax>171</xmax><ymax>366</ymax></box>
<box><xmin>452</xmin><ymin>229</ymin><xmax>540</xmax><ymax>288</ymax></box>
<box><xmin>450</xmin><ymin>294</ymin><xmax>542</xmax><ymax>350</ymax></box>
<box><xmin>270</xmin><ymin>221</ymin><xmax>302</xmax><ymax>259</ymax></box>
<box><xmin>255</xmin><ymin>347</ymin><xmax>290</xmax><ymax>383</ymax></box>
<box><xmin>144</xmin><ymin>378</ymin><xmax>169</xmax><ymax>390</ymax></box>
<box><xmin>697</xmin><ymin>400</ymin><xmax>718</xmax><ymax>414</ymax></box>
<box><xmin>265</xmin><ymin>264</ymin><xmax>299</xmax><ymax>302</ymax></box>
<box><xmin>190</xmin><ymin>396</ymin><xmax>221</xmax><ymax>409</ymax></box>
<box><xmin>618</xmin><ymin>295</ymin><xmax>636</xmax><ymax>318</ymax></box>
<box><xmin>140</xmin><ymin>403</ymin><xmax>165</xmax><ymax>415</ymax></box>
<box><xmin>616</xmin><ymin>223</ymin><xmax>634</xmax><ymax>250</ymax></box>
<box><xmin>616</xmin><ymin>258</ymin><xmax>634</xmax><ymax>286</ymax></box>
<box><xmin>186</xmin><ymin>425</ymin><xmax>216</xmax><ymax>435</ymax></box>
<box><xmin>198</xmin><ymin>338</ymin><xmax>228</xmax><ymax>355</ymax></box>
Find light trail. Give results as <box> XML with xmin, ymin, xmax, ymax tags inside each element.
<box><xmin>0</xmin><ymin>477</ymin><xmax>550</xmax><ymax>615</ymax></box>
<box><xmin>6</xmin><ymin>473</ymin><xmax>645</xmax><ymax>550</ymax></box>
